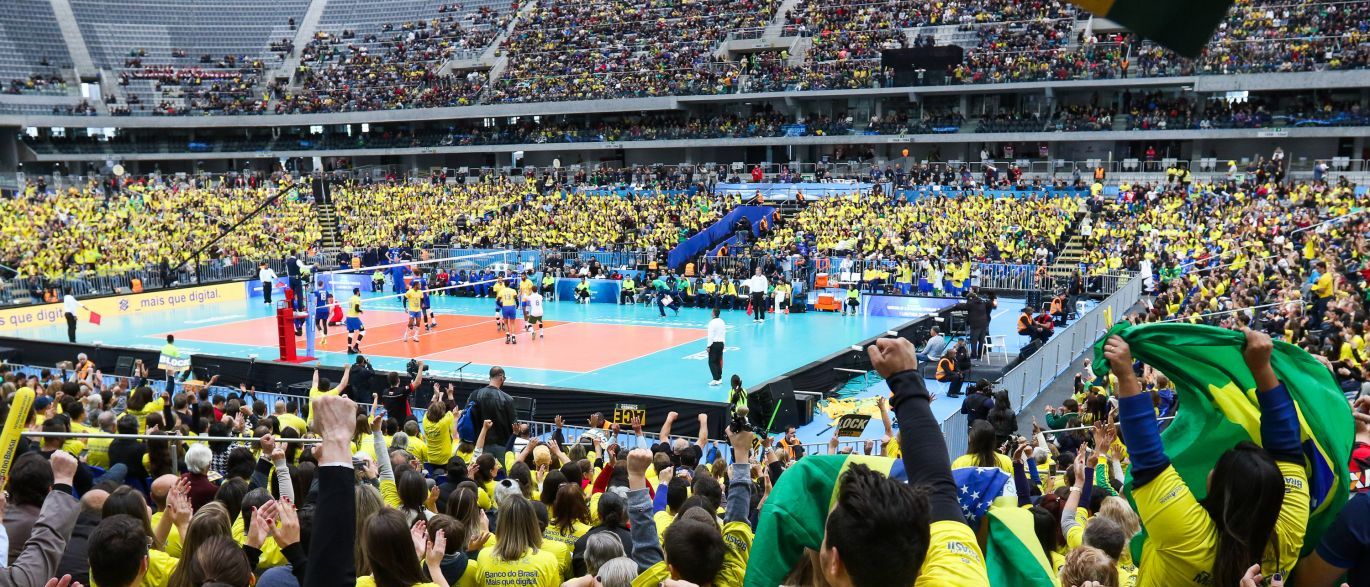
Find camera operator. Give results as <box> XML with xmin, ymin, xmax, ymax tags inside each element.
<box><xmin>379</xmin><ymin>359</ymin><xmax>425</xmax><ymax>423</ymax></box>
<box><xmin>950</xmin><ymin>288</ymin><xmax>996</xmax><ymax>361</ymax></box>
<box><xmin>347</xmin><ymin>355</ymin><xmax>376</xmax><ymax>404</ymax></box>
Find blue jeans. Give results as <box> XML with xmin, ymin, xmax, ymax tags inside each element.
<box><xmin>96</xmin><ymin>463</ymin><xmax>129</xmax><ymax>485</ymax></box>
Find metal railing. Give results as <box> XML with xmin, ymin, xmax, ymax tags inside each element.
<box><xmin>3</xmin><ymin>255</ymin><xmax>328</xmax><ymax>308</ymax></box>
<box><xmin>998</xmin><ymin>272</ymin><xmax>1142</xmax><ymax>411</ymax></box>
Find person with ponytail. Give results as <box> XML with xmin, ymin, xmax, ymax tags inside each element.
<box><xmin>1103</xmin><ymin>328</ymin><xmax>1308</xmax><ymax>587</ymax></box>
<box><xmin>356</xmin><ymin>508</ymin><xmax>449</xmax><ymax>587</ymax></box>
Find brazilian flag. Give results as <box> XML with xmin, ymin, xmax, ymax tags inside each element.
<box><xmin>1091</xmin><ymin>322</ymin><xmax>1353</xmax><ymax>556</ymax></box>
<box><xmin>1069</xmin><ymin>0</ymin><xmax>1234</xmax><ymax>58</ymax></box>
<box><xmin>986</xmin><ymin>506</ymin><xmax>1062</xmax><ymax>587</ymax></box>
<box><xmin>744</xmin><ymin>455</ymin><xmax>905</xmax><ymax>587</ymax></box>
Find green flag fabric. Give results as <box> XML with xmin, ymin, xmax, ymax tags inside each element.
<box><xmin>985</xmin><ymin>506</ymin><xmax>1063</xmax><ymax>587</ymax></box>
<box><xmin>1090</xmin><ymin>322</ymin><xmax>1353</xmax><ymax>557</ymax></box>
<box><xmin>1069</xmin><ymin>0</ymin><xmax>1234</xmax><ymax>58</ymax></box>
<box><xmin>744</xmin><ymin>455</ymin><xmax>900</xmax><ymax>587</ymax></box>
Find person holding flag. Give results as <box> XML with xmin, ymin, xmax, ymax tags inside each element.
<box><xmin>62</xmin><ymin>292</ymin><xmax>93</xmax><ymax>343</ymax></box>
<box><xmin>1099</xmin><ymin>326</ymin><xmax>1338</xmax><ymax>587</ymax></box>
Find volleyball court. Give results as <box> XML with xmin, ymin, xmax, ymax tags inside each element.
<box><xmin>164</xmin><ymin>250</ymin><xmax>710</xmax><ymax>379</ymax></box>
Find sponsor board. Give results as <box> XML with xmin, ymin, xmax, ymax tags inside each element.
<box><xmin>863</xmin><ymin>294</ymin><xmax>960</xmax><ymax>319</ymax></box>
<box><xmin>0</xmin><ymin>282</ymin><xmax>247</xmax><ymax>332</ymax></box>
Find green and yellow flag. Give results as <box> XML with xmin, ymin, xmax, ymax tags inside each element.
<box><xmin>1091</xmin><ymin>322</ymin><xmax>1354</xmax><ymax>556</ymax></box>
<box><xmin>986</xmin><ymin>506</ymin><xmax>1062</xmax><ymax>587</ymax></box>
<box><xmin>1070</xmin><ymin>0</ymin><xmax>1235</xmax><ymax>58</ymax></box>
<box><xmin>744</xmin><ymin>455</ymin><xmax>904</xmax><ymax>587</ymax></box>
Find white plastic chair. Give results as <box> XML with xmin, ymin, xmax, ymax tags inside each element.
<box><xmin>984</xmin><ymin>335</ymin><xmax>1010</xmax><ymax>366</ymax></box>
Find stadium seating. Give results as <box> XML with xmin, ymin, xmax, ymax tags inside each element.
<box><xmin>0</xmin><ymin>2</ymin><xmax>74</xmax><ymax>96</ymax></box>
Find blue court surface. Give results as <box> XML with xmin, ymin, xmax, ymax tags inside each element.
<box><xmin>13</xmin><ymin>291</ymin><xmax>929</xmax><ymax>404</ymax></box>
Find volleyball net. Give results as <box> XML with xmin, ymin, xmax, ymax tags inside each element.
<box><xmin>296</xmin><ymin>250</ymin><xmax>542</xmax><ymax>357</ymax></box>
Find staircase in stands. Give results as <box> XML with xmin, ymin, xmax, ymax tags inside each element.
<box><xmin>314</xmin><ymin>202</ymin><xmax>343</xmax><ymax>255</ymax></box>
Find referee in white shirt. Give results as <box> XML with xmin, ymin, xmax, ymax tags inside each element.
<box><xmin>707</xmin><ymin>308</ymin><xmax>726</xmax><ymax>385</ymax></box>
<box><xmin>259</xmin><ymin>263</ymin><xmax>279</xmax><ymax>304</ymax></box>
<box><xmin>747</xmin><ymin>268</ymin><xmax>769</xmax><ymax>323</ymax></box>
<box><xmin>63</xmin><ymin>293</ymin><xmax>90</xmax><ymax>343</ymax></box>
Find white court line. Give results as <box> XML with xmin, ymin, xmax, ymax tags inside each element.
<box><xmin>184</xmin><ymin>315</ymin><xmax>244</xmax><ymax>325</ymax></box>
<box><xmin>413</xmin><ymin>321</ymin><xmax>576</xmax><ymax>359</ymax></box>
<box><xmin>350</xmin><ymin>315</ymin><xmax>509</xmax><ymax>350</ymax></box>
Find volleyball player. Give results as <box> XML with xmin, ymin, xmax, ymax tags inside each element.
<box><xmin>492</xmin><ymin>279</ymin><xmax>506</xmax><ymax>331</ymax></box>
<box><xmin>419</xmin><ymin>273</ymin><xmax>436</xmax><ymax>331</ymax></box>
<box><xmin>498</xmin><ymin>282</ymin><xmax>520</xmax><ymax>344</ymax></box>
<box><xmin>346</xmin><ymin>287</ymin><xmax>365</xmax><ymax>354</ymax></box>
<box><xmin>519</xmin><ymin>271</ymin><xmax>536</xmax><ymax>331</ymax></box>
<box><xmin>402</xmin><ymin>281</ymin><xmax>423</xmax><ymax>342</ymax></box>
<box><xmin>312</xmin><ymin>280</ymin><xmax>330</xmax><ymax>344</ymax></box>
<box><xmin>525</xmin><ymin>287</ymin><xmax>545</xmax><ymax>339</ymax></box>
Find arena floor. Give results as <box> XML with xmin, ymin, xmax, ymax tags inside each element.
<box><xmin>17</xmin><ymin>291</ymin><xmax>935</xmax><ymax>403</ymax></box>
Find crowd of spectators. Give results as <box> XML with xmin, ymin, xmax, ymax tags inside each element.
<box><xmin>329</xmin><ymin>179</ymin><xmax>735</xmax><ymax>251</ymax></box>
<box><xmin>21</xmin><ymin>0</ymin><xmax>1368</xmax><ymax>113</ymax></box>
<box><xmin>755</xmin><ymin>191</ymin><xmax>1077</xmax><ymax>265</ymax></box>
<box><xmin>1</xmin><ymin>176</ymin><xmax>320</xmax><ymax>280</ymax></box>
<box><xmin>488</xmin><ymin>0</ymin><xmax>777</xmax><ymax>103</ymax></box>
<box><xmin>2</xmin><ymin>164</ymin><xmax>1370</xmax><ymax>587</ymax></box>
<box><xmin>3</xmin><ymin>73</ymin><xmax>70</xmax><ymax>96</ymax></box>
<box><xmin>282</xmin><ymin>10</ymin><xmax>506</xmax><ymax>114</ymax></box>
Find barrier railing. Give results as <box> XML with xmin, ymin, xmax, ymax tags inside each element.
<box><xmin>5</xmin><ymin>255</ymin><xmax>328</xmax><ymax>308</ymax></box>
<box><xmin>999</xmin><ymin>272</ymin><xmax>1141</xmax><ymax>411</ymax></box>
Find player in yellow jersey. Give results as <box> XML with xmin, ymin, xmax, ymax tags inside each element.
<box><xmin>498</xmin><ymin>285</ymin><xmax>520</xmax><ymax>344</ymax></box>
<box><xmin>402</xmin><ymin>281</ymin><xmax>424</xmax><ymax>342</ymax></box>
<box><xmin>519</xmin><ymin>271</ymin><xmax>536</xmax><ymax>332</ymax></box>
<box><xmin>345</xmin><ymin>287</ymin><xmax>365</xmax><ymax>354</ymax></box>
<box><xmin>492</xmin><ymin>281</ymin><xmax>506</xmax><ymax>332</ymax></box>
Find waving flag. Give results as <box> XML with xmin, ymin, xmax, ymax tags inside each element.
<box><xmin>954</xmin><ymin>467</ymin><xmax>1061</xmax><ymax>587</ymax></box>
<box><xmin>986</xmin><ymin>507</ymin><xmax>1062</xmax><ymax>587</ymax></box>
<box><xmin>1091</xmin><ymin>322</ymin><xmax>1353</xmax><ymax>556</ymax></box>
<box><xmin>1069</xmin><ymin>0</ymin><xmax>1234</xmax><ymax>58</ymax></box>
<box><xmin>745</xmin><ymin>455</ymin><xmax>904</xmax><ymax>587</ymax></box>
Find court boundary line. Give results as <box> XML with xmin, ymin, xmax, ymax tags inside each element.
<box><xmin>355</xmin><ymin>314</ymin><xmax>538</xmax><ymax>350</ymax></box>
<box><xmin>560</xmin><ymin>328</ymin><xmax>712</xmax><ymax>377</ymax></box>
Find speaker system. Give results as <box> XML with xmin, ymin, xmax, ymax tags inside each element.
<box><xmin>761</xmin><ymin>379</ymin><xmax>800</xmax><ymax>432</ymax></box>
<box><xmin>115</xmin><ymin>355</ymin><xmax>137</xmax><ymax>377</ymax></box>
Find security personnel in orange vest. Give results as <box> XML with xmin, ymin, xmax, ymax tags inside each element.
<box><xmin>936</xmin><ymin>353</ymin><xmax>962</xmax><ymax>397</ymax></box>
<box><xmin>1050</xmin><ymin>293</ymin><xmax>1068</xmax><ymax>325</ymax></box>
<box><xmin>1018</xmin><ymin>306</ymin><xmax>1050</xmax><ymax>343</ymax></box>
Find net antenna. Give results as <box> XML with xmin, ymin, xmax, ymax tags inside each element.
<box><xmin>302</xmin><ymin>250</ymin><xmax>537</xmax><ymax>357</ymax></box>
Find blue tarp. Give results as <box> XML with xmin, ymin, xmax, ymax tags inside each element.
<box><xmin>667</xmin><ymin>205</ymin><xmax>773</xmax><ymax>269</ymax></box>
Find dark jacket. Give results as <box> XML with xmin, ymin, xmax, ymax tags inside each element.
<box><xmin>56</xmin><ymin>510</ymin><xmax>101</xmax><ymax>584</ymax></box>
<box><xmin>960</xmin><ymin>392</ymin><xmax>994</xmax><ymax>424</ymax></box>
<box><xmin>108</xmin><ymin>439</ymin><xmax>148</xmax><ymax>481</ymax></box>
<box><xmin>572</xmin><ymin>524</ymin><xmax>633</xmax><ymax>577</ymax></box>
<box><xmin>470</xmin><ymin>385</ymin><xmax>517</xmax><ymax>449</ymax></box>
<box><xmin>953</xmin><ymin>295</ymin><xmax>994</xmax><ymax>329</ymax></box>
